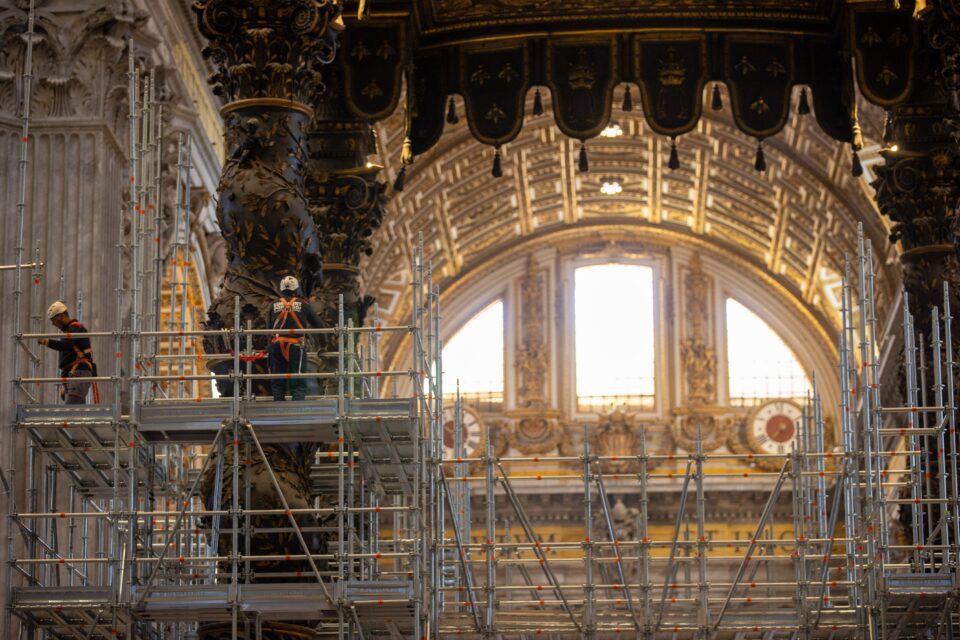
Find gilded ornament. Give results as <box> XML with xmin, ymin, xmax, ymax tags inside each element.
<box><xmin>507</xmin><ymin>254</ymin><xmax>562</xmax><ymax>454</ymax></box>
<box><xmin>680</xmin><ymin>255</ymin><xmax>717</xmax><ymax>407</ymax></box>
<box><xmin>765</xmin><ymin>58</ymin><xmax>786</xmax><ymax>78</ymax></box>
<box><xmin>734</xmin><ymin>55</ymin><xmax>755</xmax><ymax>76</ymax></box>
<box><xmin>351</xmin><ymin>41</ymin><xmax>372</xmax><ymax>61</ymax></box>
<box><xmin>749</xmin><ymin>97</ymin><xmax>770</xmax><ymax>114</ymax></box>
<box><xmin>361</xmin><ymin>80</ymin><xmax>383</xmax><ymax>99</ymax></box>
<box><xmin>671</xmin><ymin>410</ymin><xmax>726</xmax><ymax>452</ymax></box>
<box><xmin>377</xmin><ymin>40</ymin><xmax>397</xmax><ymax>59</ymax></box>
<box><xmin>876</xmin><ymin>66</ymin><xmax>899</xmax><ymax>86</ymax></box>
<box><xmin>470</xmin><ymin>65</ymin><xmax>491</xmax><ymax>86</ymax></box>
<box><xmin>498</xmin><ymin>62</ymin><xmax>520</xmax><ymax>83</ymax></box>
<box><xmin>888</xmin><ymin>27</ymin><xmax>909</xmax><ymax>47</ymax></box>
<box><xmin>861</xmin><ymin>27</ymin><xmax>882</xmax><ymax>47</ymax></box>
<box><xmin>485</xmin><ymin>104</ymin><xmax>507</xmax><ymax>124</ymax></box>
<box><xmin>657</xmin><ymin>47</ymin><xmax>687</xmax><ymax>87</ymax></box>
<box><xmin>567</xmin><ymin>50</ymin><xmax>597</xmax><ymax>90</ymax></box>
<box><xmin>594</xmin><ymin>409</ymin><xmax>639</xmax><ymax>473</ymax></box>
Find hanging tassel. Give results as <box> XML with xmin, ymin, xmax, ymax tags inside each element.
<box><xmin>798</xmin><ymin>88</ymin><xmax>810</xmax><ymax>115</ymax></box>
<box><xmin>851</xmin><ymin>148</ymin><xmax>863</xmax><ymax>177</ymax></box>
<box><xmin>492</xmin><ymin>146</ymin><xmax>502</xmax><ymax>178</ymax></box>
<box><xmin>395</xmin><ymin>64</ymin><xmax>413</xmax><ymax>193</ymax></box>
<box><xmin>754</xmin><ymin>139</ymin><xmax>766</xmax><ymax>172</ymax></box>
<box><xmin>668</xmin><ymin>137</ymin><xmax>680</xmax><ymax>171</ymax></box>
<box><xmin>578</xmin><ymin>142</ymin><xmax>589</xmax><ymax>172</ymax></box>
<box><xmin>711</xmin><ymin>84</ymin><xmax>723</xmax><ymax>111</ymax></box>
<box><xmin>622</xmin><ymin>85</ymin><xmax>634</xmax><ymax>112</ymax></box>
<box><xmin>446</xmin><ymin>96</ymin><xmax>458</xmax><ymax>124</ymax></box>
<box><xmin>533</xmin><ymin>88</ymin><xmax>544</xmax><ymax>116</ymax></box>
<box><xmin>849</xmin><ymin>98</ymin><xmax>863</xmax><ymax>178</ymax></box>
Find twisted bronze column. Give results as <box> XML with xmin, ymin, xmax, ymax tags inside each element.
<box><xmin>191</xmin><ymin>2</ymin><xmax>342</xmax><ymax>637</ymax></box>
<box><xmin>306</xmin><ymin>66</ymin><xmax>386</xmax><ymax>392</ymax></box>
<box><xmin>872</xmin><ymin>42</ymin><xmax>960</xmax><ymax>544</ymax></box>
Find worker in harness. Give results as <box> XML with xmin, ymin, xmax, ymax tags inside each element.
<box><xmin>268</xmin><ymin>276</ymin><xmax>322</xmax><ymax>401</ymax></box>
<box><xmin>38</xmin><ymin>301</ymin><xmax>99</xmax><ymax>404</ymax></box>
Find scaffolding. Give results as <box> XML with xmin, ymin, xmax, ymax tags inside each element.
<box><xmin>5</xmin><ymin>11</ymin><xmax>960</xmax><ymax>639</ymax></box>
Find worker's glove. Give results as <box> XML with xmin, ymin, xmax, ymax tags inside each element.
<box><xmin>37</xmin><ymin>338</ymin><xmax>48</xmax><ymax>346</ymax></box>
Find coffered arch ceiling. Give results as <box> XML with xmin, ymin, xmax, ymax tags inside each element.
<box><xmin>361</xmin><ymin>87</ymin><xmax>896</xmax><ymax>346</ymax></box>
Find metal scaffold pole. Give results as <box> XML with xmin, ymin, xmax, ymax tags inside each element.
<box><xmin>6</xmin><ymin>3</ymin><xmax>36</xmax><ymax>637</ymax></box>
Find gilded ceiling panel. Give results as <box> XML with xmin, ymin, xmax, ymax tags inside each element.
<box><xmin>364</xmin><ymin>89</ymin><xmax>896</xmax><ymax>345</ymax></box>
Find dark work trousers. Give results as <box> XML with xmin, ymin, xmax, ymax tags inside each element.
<box><xmin>269</xmin><ymin>341</ymin><xmax>307</xmax><ymax>401</ymax></box>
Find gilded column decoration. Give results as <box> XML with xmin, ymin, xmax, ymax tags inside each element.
<box><xmin>672</xmin><ymin>254</ymin><xmax>726</xmax><ymax>451</ymax></box>
<box><xmin>306</xmin><ymin>64</ymin><xmax>384</xmax><ymax>391</ymax></box>
<box><xmin>196</xmin><ymin>0</ymin><xmax>342</xmax><ymax>351</ymax></box>
<box><xmin>508</xmin><ymin>254</ymin><xmax>562</xmax><ymax>453</ymax></box>
<box><xmin>870</xmin><ymin>39</ymin><xmax>960</xmax><ymax>536</ymax></box>
<box><xmin>872</xmin><ymin>58</ymin><xmax>960</xmax><ymax>362</ymax></box>
<box><xmin>192</xmin><ymin>3</ymin><xmax>342</xmax><ymax>637</ymax></box>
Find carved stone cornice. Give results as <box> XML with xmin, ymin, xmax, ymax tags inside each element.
<box><xmin>193</xmin><ymin>0</ymin><xmax>342</xmax><ymax>106</ymax></box>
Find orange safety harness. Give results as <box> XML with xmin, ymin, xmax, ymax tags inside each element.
<box><xmin>64</xmin><ymin>320</ymin><xmax>100</xmax><ymax>403</ymax></box>
<box><xmin>271</xmin><ymin>297</ymin><xmax>305</xmax><ymax>362</ymax></box>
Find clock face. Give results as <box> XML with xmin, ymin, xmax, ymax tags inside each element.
<box><xmin>748</xmin><ymin>399</ymin><xmax>802</xmax><ymax>456</ymax></box>
<box><xmin>442</xmin><ymin>405</ymin><xmax>485</xmax><ymax>460</ymax></box>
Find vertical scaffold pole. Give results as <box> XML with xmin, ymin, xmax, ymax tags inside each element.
<box><xmin>903</xmin><ymin>293</ymin><xmax>923</xmax><ymax>568</ymax></box>
<box><xmin>11</xmin><ymin>0</ymin><xmax>38</xmax><ymax>398</ymax></box>
<box><xmin>637</xmin><ymin>424</ymin><xmax>652</xmax><ymax>639</ymax></box>
<box><xmin>583</xmin><ymin>431</ymin><xmax>595</xmax><ymax>638</ymax></box>
<box><xmin>694</xmin><ymin>425</ymin><xmax>709</xmax><ymax>638</ymax></box>
<box><xmin>484</xmin><ymin>430</ymin><xmax>495</xmax><ymax>638</ymax></box>
<box><xmin>168</xmin><ymin>133</ymin><xmax>185</xmax><ymax>398</ymax></box>
<box><xmin>932</xmin><ymin>307</ymin><xmax>950</xmax><ymax>570</ymax></box>
<box><xmin>944</xmin><ymin>283</ymin><xmax>960</xmax><ymax>556</ymax></box>
<box><xmin>178</xmin><ymin>136</ymin><xmax>194</xmax><ymax>396</ymax></box>
<box><xmin>150</xmin><ymin>105</ymin><xmax>165</xmax><ymax>398</ymax></box>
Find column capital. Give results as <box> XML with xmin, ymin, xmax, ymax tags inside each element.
<box><xmin>193</xmin><ymin>0</ymin><xmax>343</xmax><ymax>106</ymax></box>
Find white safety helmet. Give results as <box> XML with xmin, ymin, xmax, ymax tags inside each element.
<box><xmin>47</xmin><ymin>300</ymin><xmax>68</xmax><ymax>320</ymax></box>
<box><xmin>280</xmin><ymin>275</ymin><xmax>299</xmax><ymax>292</ymax></box>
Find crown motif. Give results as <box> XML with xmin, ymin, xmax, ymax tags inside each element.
<box><xmin>658</xmin><ymin>47</ymin><xmax>686</xmax><ymax>87</ymax></box>
<box><xmin>567</xmin><ymin>49</ymin><xmax>596</xmax><ymax>91</ymax></box>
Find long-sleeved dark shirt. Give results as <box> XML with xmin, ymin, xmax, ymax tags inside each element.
<box><xmin>267</xmin><ymin>292</ymin><xmax>322</xmax><ymax>339</ymax></box>
<box><xmin>45</xmin><ymin>320</ymin><xmax>95</xmax><ymax>375</ymax></box>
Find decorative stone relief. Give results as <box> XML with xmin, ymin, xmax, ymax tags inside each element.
<box><xmin>508</xmin><ymin>254</ymin><xmax>562</xmax><ymax>454</ymax></box>
<box><xmin>672</xmin><ymin>253</ymin><xmax>727</xmax><ymax>452</ymax></box>
<box><xmin>559</xmin><ymin>413</ymin><xmax>673</xmax><ymax>471</ymax></box>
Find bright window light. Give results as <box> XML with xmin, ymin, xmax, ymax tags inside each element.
<box><xmin>442</xmin><ymin>300</ymin><xmax>504</xmax><ymax>396</ymax></box>
<box><xmin>575</xmin><ymin>264</ymin><xmax>655</xmax><ymax>410</ymax></box>
<box><xmin>726</xmin><ymin>298</ymin><xmax>811</xmax><ymax>402</ymax></box>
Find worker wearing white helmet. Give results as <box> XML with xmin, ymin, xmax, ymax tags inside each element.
<box><xmin>267</xmin><ymin>275</ymin><xmax>322</xmax><ymax>401</ymax></box>
<box><xmin>38</xmin><ymin>301</ymin><xmax>99</xmax><ymax>404</ymax></box>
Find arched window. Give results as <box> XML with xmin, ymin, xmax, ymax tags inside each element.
<box><xmin>442</xmin><ymin>300</ymin><xmax>505</xmax><ymax>408</ymax></box>
<box><xmin>575</xmin><ymin>264</ymin><xmax>656</xmax><ymax>411</ymax></box>
<box><xmin>726</xmin><ymin>298</ymin><xmax>811</xmax><ymax>405</ymax></box>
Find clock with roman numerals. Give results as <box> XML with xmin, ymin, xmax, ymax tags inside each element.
<box><xmin>747</xmin><ymin>399</ymin><xmax>802</xmax><ymax>457</ymax></box>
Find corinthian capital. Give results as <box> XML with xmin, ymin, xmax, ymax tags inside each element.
<box><xmin>193</xmin><ymin>0</ymin><xmax>343</xmax><ymax>105</ymax></box>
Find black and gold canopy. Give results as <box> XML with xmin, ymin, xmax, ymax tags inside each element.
<box><xmin>337</xmin><ymin>0</ymin><xmax>921</xmax><ymax>167</ymax></box>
